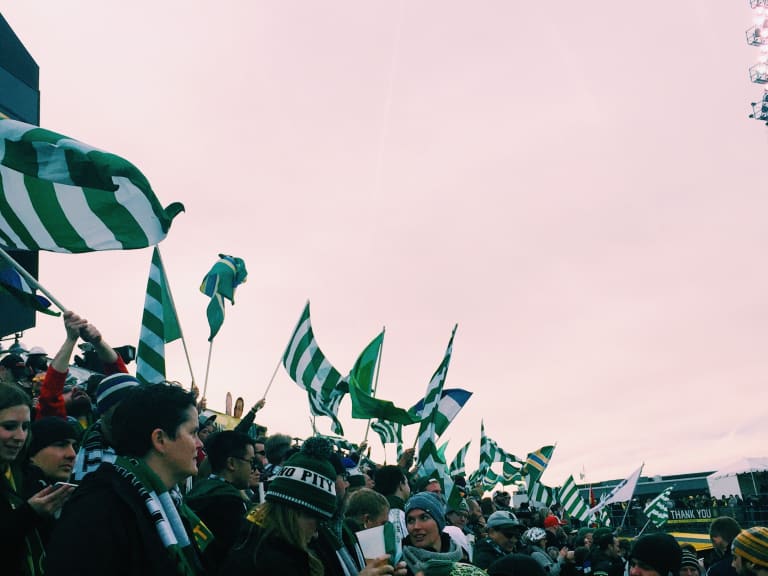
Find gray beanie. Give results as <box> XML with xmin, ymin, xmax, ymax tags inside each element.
<box><xmin>405</xmin><ymin>491</ymin><xmax>446</xmax><ymax>532</ymax></box>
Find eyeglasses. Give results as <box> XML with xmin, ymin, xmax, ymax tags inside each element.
<box><xmin>233</xmin><ymin>456</ymin><xmax>259</xmax><ymax>471</ymax></box>
<box><xmin>254</xmin><ymin>450</ymin><xmax>266</xmax><ymax>456</ymax></box>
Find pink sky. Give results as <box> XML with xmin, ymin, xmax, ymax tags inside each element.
<box><xmin>2</xmin><ymin>2</ymin><xmax>767</xmax><ymax>486</ymax></box>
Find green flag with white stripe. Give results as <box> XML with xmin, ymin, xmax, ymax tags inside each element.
<box><xmin>559</xmin><ymin>475</ymin><xmax>590</xmax><ymax>522</ymax></box>
<box><xmin>282</xmin><ymin>301</ymin><xmax>346</xmax><ymax>435</ymax></box>
<box><xmin>0</xmin><ymin>117</ymin><xmax>183</xmax><ymax>252</ymax></box>
<box><xmin>136</xmin><ymin>247</ymin><xmax>180</xmax><ymax>384</ymax></box>
<box><xmin>416</xmin><ymin>325</ymin><xmax>458</xmax><ymax>466</ymax></box>
<box><xmin>643</xmin><ymin>486</ymin><xmax>674</xmax><ymax>527</ymax></box>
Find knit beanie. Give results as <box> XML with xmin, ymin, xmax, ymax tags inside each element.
<box><xmin>265</xmin><ymin>436</ymin><xmax>338</xmax><ymax>519</ymax></box>
<box><xmin>631</xmin><ymin>533</ymin><xmax>682</xmax><ymax>576</ymax></box>
<box><xmin>680</xmin><ymin>550</ymin><xmax>700</xmax><ymax>574</ymax></box>
<box><xmin>29</xmin><ymin>417</ymin><xmax>79</xmax><ymax>456</ymax></box>
<box><xmin>732</xmin><ymin>527</ymin><xmax>768</xmax><ymax>568</ymax></box>
<box><xmin>96</xmin><ymin>373</ymin><xmax>140</xmax><ymax>415</ymax></box>
<box><xmin>405</xmin><ymin>491</ymin><xmax>446</xmax><ymax>532</ymax></box>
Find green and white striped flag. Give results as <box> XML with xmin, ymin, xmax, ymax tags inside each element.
<box><xmin>416</xmin><ymin>325</ymin><xmax>458</xmax><ymax>466</ymax></box>
<box><xmin>370</xmin><ymin>419</ymin><xmax>402</xmax><ymax>446</ymax></box>
<box><xmin>136</xmin><ymin>247</ymin><xmax>181</xmax><ymax>384</ymax></box>
<box><xmin>449</xmin><ymin>440</ymin><xmax>471</xmax><ymax>477</ymax></box>
<box><xmin>528</xmin><ymin>480</ymin><xmax>555</xmax><ymax>507</ymax></box>
<box><xmin>643</xmin><ymin>486</ymin><xmax>674</xmax><ymax>527</ymax></box>
<box><xmin>0</xmin><ymin>117</ymin><xmax>183</xmax><ymax>252</ymax></box>
<box><xmin>500</xmin><ymin>461</ymin><xmax>523</xmax><ymax>485</ymax></box>
<box><xmin>480</xmin><ymin>421</ymin><xmax>522</xmax><ymax>470</ymax></box>
<box><xmin>282</xmin><ymin>301</ymin><xmax>346</xmax><ymax>435</ymax></box>
<box><xmin>559</xmin><ymin>475</ymin><xmax>590</xmax><ymax>522</ymax></box>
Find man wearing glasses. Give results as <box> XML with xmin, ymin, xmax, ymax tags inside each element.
<box><xmin>474</xmin><ymin>510</ymin><xmax>525</xmax><ymax>569</ymax></box>
<box><xmin>185</xmin><ymin>430</ymin><xmax>257</xmax><ymax>573</ymax></box>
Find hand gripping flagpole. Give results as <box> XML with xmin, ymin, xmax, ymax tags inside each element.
<box><xmin>0</xmin><ymin>246</ymin><xmax>68</xmax><ymax>312</ymax></box>
<box><xmin>155</xmin><ymin>247</ymin><xmax>197</xmax><ymax>391</ymax></box>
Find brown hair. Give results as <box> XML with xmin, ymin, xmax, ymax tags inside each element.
<box><xmin>249</xmin><ymin>502</ymin><xmax>324</xmax><ymax>576</ymax></box>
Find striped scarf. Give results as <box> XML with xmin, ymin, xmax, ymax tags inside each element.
<box><xmin>72</xmin><ymin>420</ymin><xmax>116</xmax><ymax>482</ymax></box>
<box><xmin>113</xmin><ymin>457</ymin><xmax>212</xmax><ymax>576</ymax></box>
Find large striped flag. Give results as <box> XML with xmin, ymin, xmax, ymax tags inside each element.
<box><xmin>479</xmin><ymin>421</ymin><xmax>522</xmax><ymax>471</ymax></box>
<box><xmin>410</xmin><ymin>388</ymin><xmax>472</xmax><ymax>438</ymax></box>
<box><xmin>0</xmin><ymin>265</ymin><xmax>59</xmax><ymax>316</ymax></box>
<box><xmin>0</xmin><ymin>117</ymin><xmax>183</xmax><ymax>253</ymax></box>
<box><xmin>523</xmin><ymin>445</ymin><xmax>555</xmax><ymax>486</ymax></box>
<box><xmin>643</xmin><ymin>486</ymin><xmax>674</xmax><ymax>527</ymax></box>
<box><xmin>282</xmin><ymin>302</ymin><xmax>346</xmax><ymax>435</ymax></box>
<box><xmin>199</xmin><ymin>254</ymin><xmax>247</xmax><ymax>341</ymax></box>
<box><xmin>370</xmin><ymin>419</ymin><xmax>402</xmax><ymax>446</ymax></box>
<box><xmin>136</xmin><ymin>247</ymin><xmax>181</xmax><ymax>385</ymax></box>
<box><xmin>415</xmin><ymin>325</ymin><xmax>458</xmax><ymax>466</ymax></box>
<box><xmin>529</xmin><ymin>481</ymin><xmax>556</xmax><ymax>507</ymax></box>
<box><xmin>449</xmin><ymin>440</ymin><xmax>472</xmax><ymax>477</ymax></box>
<box><xmin>559</xmin><ymin>475</ymin><xmax>590</xmax><ymax>522</ymax></box>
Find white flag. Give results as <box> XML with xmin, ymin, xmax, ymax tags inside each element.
<box><xmin>587</xmin><ymin>463</ymin><xmax>644</xmax><ymax>516</ymax></box>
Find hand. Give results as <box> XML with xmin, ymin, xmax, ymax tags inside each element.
<box><xmin>359</xmin><ymin>556</ymin><xmax>396</xmax><ymax>575</ymax></box>
<box><xmin>27</xmin><ymin>483</ymin><xmax>75</xmax><ymax>517</ymax></box>
<box><xmin>79</xmin><ymin>322</ymin><xmax>103</xmax><ymax>345</ymax></box>
<box><xmin>253</xmin><ymin>398</ymin><xmax>266</xmax><ymax>411</ymax></box>
<box><xmin>63</xmin><ymin>311</ymin><xmax>88</xmax><ymax>341</ymax></box>
<box><xmin>199</xmin><ymin>397</ymin><xmax>207</xmax><ymax>410</ymax></box>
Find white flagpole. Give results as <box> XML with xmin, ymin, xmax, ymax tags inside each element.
<box><xmin>154</xmin><ymin>246</ymin><xmax>197</xmax><ymax>391</ymax></box>
<box><xmin>261</xmin><ymin>299</ymin><xmax>309</xmax><ymax>399</ymax></box>
<box><xmin>0</xmin><ymin>246</ymin><xmax>67</xmax><ymax>312</ymax></box>
<box><xmin>363</xmin><ymin>326</ymin><xmax>385</xmax><ymax>443</ymax></box>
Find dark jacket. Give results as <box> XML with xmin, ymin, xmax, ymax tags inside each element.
<box><xmin>219</xmin><ymin>522</ymin><xmax>312</xmax><ymax>576</ymax></box>
<box><xmin>708</xmin><ymin>550</ymin><xmax>737</xmax><ymax>576</ymax></box>
<box><xmin>185</xmin><ymin>476</ymin><xmax>249</xmax><ymax>571</ymax></box>
<box><xmin>473</xmin><ymin>536</ymin><xmax>508</xmax><ymax>569</ymax></box>
<box><xmin>0</xmin><ymin>464</ymin><xmax>46</xmax><ymax>576</ymax></box>
<box><xmin>45</xmin><ymin>463</ymin><xmax>206</xmax><ymax>576</ymax></box>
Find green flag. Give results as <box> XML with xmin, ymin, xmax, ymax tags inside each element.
<box><xmin>136</xmin><ymin>247</ymin><xmax>181</xmax><ymax>384</ymax></box>
<box><xmin>199</xmin><ymin>254</ymin><xmax>247</xmax><ymax>341</ymax></box>
<box><xmin>0</xmin><ymin>116</ymin><xmax>183</xmax><ymax>252</ymax></box>
<box><xmin>348</xmin><ymin>374</ymin><xmax>421</xmax><ymax>424</ymax></box>
<box><xmin>348</xmin><ymin>330</ymin><xmax>383</xmax><ymax>396</ymax></box>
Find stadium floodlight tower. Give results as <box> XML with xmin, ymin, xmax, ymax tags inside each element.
<box><xmin>747</xmin><ymin>1</ymin><xmax>768</xmax><ymax>124</ymax></box>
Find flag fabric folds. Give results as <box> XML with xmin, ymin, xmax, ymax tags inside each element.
<box><xmin>348</xmin><ymin>331</ymin><xmax>383</xmax><ymax>396</ymax></box>
<box><xmin>416</xmin><ymin>325</ymin><xmax>458</xmax><ymax>466</ymax></box>
<box><xmin>370</xmin><ymin>419</ymin><xmax>402</xmax><ymax>446</ymax></box>
<box><xmin>199</xmin><ymin>254</ymin><xmax>247</xmax><ymax>341</ymax></box>
<box><xmin>136</xmin><ymin>247</ymin><xmax>181</xmax><ymax>384</ymax></box>
<box><xmin>523</xmin><ymin>445</ymin><xmax>555</xmax><ymax>486</ymax></box>
<box><xmin>0</xmin><ymin>265</ymin><xmax>59</xmax><ymax>316</ymax></box>
<box><xmin>347</xmin><ymin>330</ymin><xmax>421</xmax><ymax>425</ymax></box>
<box><xmin>559</xmin><ymin>475</ymin><xmax>590</xmax><ymax>522</ymax></box>
<box><xmin>529</xmin><ymin>481</ymin><xmax>555</xmax><ymax>507</ymax></box>
<box><xmin>410</xmin><ymin>388</ymin><xmax>472</xmax><ymax>439</ymax></box>
<box><xmin>643</xmin><ymin>486</ymin><xmax>674</xmax><ymax>527</ymax></box>
<box><xmin>587</xmin><ymin>463</ymin><xmax>644</xmax><ymax>516</ymax></box>
<box><xmin>449</xmin><ymin>441</ymin><xmax>472</xmax><ymax>477</ymax></box>
<box><xmin>0</xmin><ymin>117</ymin><xmax>184</xmax><ymax>253</ymax></box>
<box><xmin>282</xmin><ymin>302</ymin><xmax>346</xmax><ymax>435</ymax></box>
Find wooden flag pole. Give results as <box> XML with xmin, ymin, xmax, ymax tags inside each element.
<box><xmin>202</xmin><ymin>339</ymin><xmax>214</xmax><ymax>401</ymax></box>
<box><xmin>0</xmin><ymin>246</ymin><xmax>68</xmax><ymax>312</ymax></box>
<box><xmin>155</xmin><ymin>246</ymin><xmax>197</xmax><ymax>391</ymax></box>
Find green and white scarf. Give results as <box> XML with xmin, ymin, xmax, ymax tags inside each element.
<box><xmin>113</xmin><ymin>457</ymin><xmax>212</xmax><ymax>576</ymax></box>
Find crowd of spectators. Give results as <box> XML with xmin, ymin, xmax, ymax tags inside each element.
<box><xmin>2</xmin><ymin>311</ymin><xmax>768</xmax><ymax>576</ymax></box>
